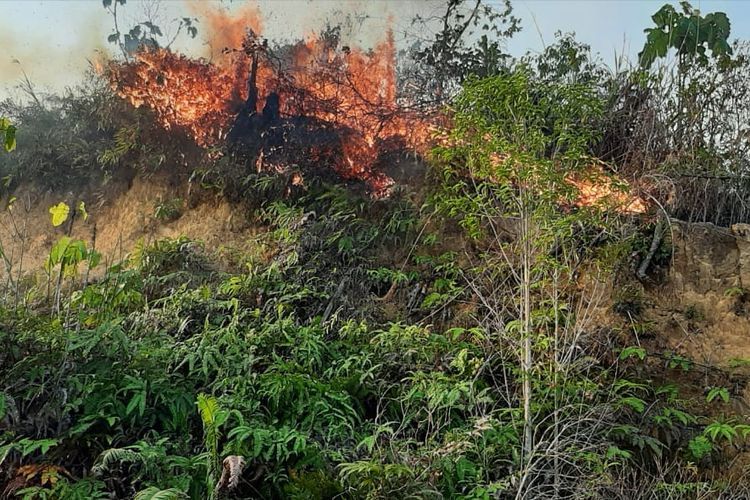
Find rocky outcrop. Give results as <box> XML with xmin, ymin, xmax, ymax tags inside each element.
<box><xmin>656</xmin><ymin>220</ymin><xmax>750</xmax><ymax>367</ymax></box>
<box><xmin>670</xmin><ymin>221</ymin><xmax>742</xmax><ymax>294</ymax></box>
<box><xmin>731</xmin><ymin>223</ymin><xmax>750</xmax><ymax>290</ymax></box>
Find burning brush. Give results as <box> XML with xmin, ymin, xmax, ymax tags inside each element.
<box><xmin>106</xmin><ymin>10</ymin><xmax>434</xmax><ymax>197</ymax></box>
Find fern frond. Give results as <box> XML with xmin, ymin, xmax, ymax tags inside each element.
<box><xmin>197</xmin><ymin>393</ymin><xmax>219</xmax><ymax>427</ymax></box>
<box><xmin>134</xmin><ymin>487</ymin><xmax>188</xmax><ymax>500</ymax></box>
<box><xmin>92</xmin><ymin>447</ymin><xmax>142</xmax><ymax>476</ymax></box>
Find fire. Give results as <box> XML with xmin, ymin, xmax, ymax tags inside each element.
<box><xmin>468</xmin><ymin>152</ymin><xmax>647</xmax><ymax>214</ymax></box>
<box><xmin>107</xmin><ymin>5</ymin><xmax>432</xmax><ymax>195</ymax></box>
<box><xmin>105</xmin><ymin>7</ymin><xmax>641</xmax><ymax>209</ymax></box>
<box><xmin>481</xmin><ymin>152</ymin><xmax>647</xmax><ymax>214</ymax></box>
<box><xmin>108</xmin><ymin>51</ymin><xmax>241</xmax><ymax>146</ymax></box>
<box><xmin>567</xmin><ymin>166</ymin><xmax>647</xmax><ymax>214</ymax></box>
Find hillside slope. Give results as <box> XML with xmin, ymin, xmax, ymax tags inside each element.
<box><xmin>0</xmin><ymin>174</ymin><xmax>258</xmax><ymax>282</ymax></box>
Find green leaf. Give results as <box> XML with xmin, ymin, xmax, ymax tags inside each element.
<box><xmin>710</xmin><ymin>38</ymin><xmax>732</xmax><ymax>58</ymax></box>
<box><xmin>196</xmin><ymin>393</ymin><xmax>219</xmax><ymax>426</ymax></box>
<box><xmin>705</xmin><ymin>12</ymin><xmax>731</xmax><ymax>40</ymax></box>
<box><xmin>606</xmin><ymin>445</ymin><xmax>632</xmax><ymax>461</ymax></box>
<box><xmin>142</xmin><ymin>21</ymin><xmax>163</xmax><ymax>37</ymax></box>
<box><xmin>639</xmin><ymin>28</ymin><xmax>669</xmax><ymax>68</ymax></box>
<box><xmin>652</xmin><ymin>4</ymin><xmax>677</xmax><ymax>28</ymax></box>
<box><xmin>704</xmin><ymin>421</ymin><xmax>737</xmax><ymax>443</ymax></box>
<box><xmin>619</xmin><ymin>346</ymin><xmax>647</xmax><ymax>361</ymax></box>
<box><xmin>688</xmin><ymin>435</ymin><xmax>712</xmax><ymax>460</ymax></box>
<box><xmin>679</xmin><ymin>1</ymin><xmax>695</xmax><ymax>16</ymax></box>
<box><xmin>21</xmin><ymin>438</ymin><xmax>59</xmax><ymax>457</ymax></box>
<box><xmin>126</xmin><ymin>391</ymin><xmax>146</xmax><ymax>416</ymax></box>
<box><xmin>665</xmin><ymin>407</ymin><xmax>696</xmax><ymax>426</ymax></box>
<box><xmin>706</xmin><ymin>387</ymin><xmax>730</xmax><ymax>404</ymax></box>
<box><xmin>47</xmin><ymin>236</ymin><xmax>72</xmax><ymax>270</ymax></box>
<box><xmin>4</xmin><ymin>124</ymin><xmax>16</xmax><ymax>152</ymax></box>
<box><xmin>640</xmin><ymin>4</ymin><xmax>732</xmax><ymax>68</ymax></box>
<box><xmin>735</xmin><ymin>424</ymin><xmax>750</xmax><ymax>439</ymax></box>
<box><xmin>49</xmin><ymin>202</ymin><xmax>70</xmax><ymax>227</ymax></box>
<box><xmin>88</xmin><ymin>250</ymin><xmax>102</xmax><ymax>269</ymax></box>
<box><xmin>252</xmin><ymin>430</ymin><xmax>264</xmax><ymax>458</ymax></box>
<box><xmin>0</xmin><ymin>443</ymin><xmax>16</xmax><ymax>465</ymax></box>
<box><xmin>620</xmin><ymin>396</ymin><xmax>646</xmax><ymax>413</ymax></box>
<box><xmin>134</xmin><ymin>487</ymin><xmax>187</xmax><ymax>500</ymax></box>
<box><xmin>337</xmin><ymin>235</ymin><xmax>354</xmax><ymax>253</ymax></box>
<box><xmin>78</xmin><ymin>201</ymin><xmax>89</xmax><ymax>222</ymax></box>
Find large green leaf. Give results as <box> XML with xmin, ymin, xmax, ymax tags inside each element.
<box><xmin>88</xmin><ymin>249</ymin><xmax>102</xmax><ymax>268</ymax></box>
<box><xmin>49</xmin><ymin>202</ymin><xmax>70</xmax><ymax>227</ymax></box>
<box><xmin>47</xmin><ymin>236</ymin><xmax>72</xmax><ymax>270</ymax></box>
<box><xmin>640</xmin><ymin>2</ymin><xmax>733</xmax><ymax>68</ymax></box>
<box><xmin>0</xmin><ymin>117</ymin><xmax>15</xmax><ymax>152</ymax></box>
<box><xmin>705</xmin><ymin>12</ymin><xmax>731</xmax><ymax>38</ymax></box>
<box><xmin>66</xmin><ymin>239</ymin><xmax>87</xmax><ymax>265</ymax></box>
<box><xmin>639</xmin><ymin>28</ymin><xmax>669</xmax><ymax>68</ymax></box>
<box><xmin>652</xmin><ymin>4</ymin><xmax>677</xmax><ymax>28</ymax></box>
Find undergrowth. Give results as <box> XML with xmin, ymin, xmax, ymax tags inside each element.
<box><xmin>0</xmin><ymin>174</ymin><xmax>747</xmax><ymax>499</ymax></box>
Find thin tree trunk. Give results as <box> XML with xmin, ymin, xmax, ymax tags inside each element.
<box><xmin>552</xmin><ymin>268</ymin><xmax>560</xmax><ymax>497</ymax></box>
<box><xmin>637</xmin><ymin>213</ymin><xmax>665</xmax><ymax>280</ymax></box>
<box><xmin>521</xmin><ymin>203</ymin><xmax>533</xmax><ymax>464</ymax></box>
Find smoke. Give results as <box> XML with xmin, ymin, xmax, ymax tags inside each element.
<box><xmin>186</xmin><ymin>2</ymin><xmax>264</xmax><ymax>62</ymax></box>
<box><xmin>0</xmin><ymin>0</ymin><xmax>439</xmax><ymax>99</ymax></box>
<box><xmin>0</xmin><ymin>4</ymin><xmax>110</xmax><ymax>98</ymax></box>
<box><xmin>188</xmin><ymin>1</ymin><xmax>440</xmax><ymax>59</ymax></box>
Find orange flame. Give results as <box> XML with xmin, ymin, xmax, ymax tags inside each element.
<box><xmin>473</xmin><ymin>152</ymin><xmax>647</xmax><ymax>214</ymax></box>
<box><xmin>567</xmin><ymin>167</ymin><xmax>647</xmax><ymax>214</ymax></box>
<box><xmin>107</xmin><ymin>6</ymin><xmax>432</xmax><ymax>195</ymax></box>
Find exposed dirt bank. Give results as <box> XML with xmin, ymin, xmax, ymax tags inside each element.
<box><xmin>0</xmin><ymin>175</ymin><xmax>258</xmax><ymax>282</ymax></box>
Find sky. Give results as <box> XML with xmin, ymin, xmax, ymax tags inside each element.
<box><xmin>505</xmin><ymin>0</ymin><xmax>750</xmax><ymax>64</ymax></box>
<box><xmin>1</xmin><ymin>0</ymin><xmax>750</xmax><ymax>98</ymax></box>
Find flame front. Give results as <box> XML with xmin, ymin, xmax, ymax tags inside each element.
<box><xmin>108</xmin><ymin>51</ymin><xmax>241</xmax><ymax>146</ymax></box>
<box><xmin>107</xmin><ymin>6</ymin><xmax>432</xmax><ymax>194</ymax></box>
<box><xmin>567</xmin><ymin>167</ymin><xmax>647</xmax><ymax>214</ymax></box>
<box><xmin>106</xmin><ymin>7</ymin><xmax>644</xmax><ymax>210</ymax></box>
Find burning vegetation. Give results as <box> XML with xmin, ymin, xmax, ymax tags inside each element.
<box><xmin>104</xmin><ymin>5</ymin><xmax>645</xmax><ymax>212</ymax></box>
<box><xmin>107</xmin><ymin>6</ymin><xmax>434</xmax><ymax>196</ymax></box>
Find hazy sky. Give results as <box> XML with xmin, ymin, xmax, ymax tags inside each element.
<box><xmin>1</xmin><ymin>0</ymin><xmax>750</xmax><ymax>98</ymax></box>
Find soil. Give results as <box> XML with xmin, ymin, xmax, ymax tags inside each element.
<box><xmin>0</xmin><ymin>174</ymin><xmax>260</xmax><ymax>284</ymax></box>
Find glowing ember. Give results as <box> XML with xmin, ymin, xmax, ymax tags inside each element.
<box><xmin>107</xmin><ymin>6</ymin><xmax>432</xmax><ymax>195</ymax></box>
